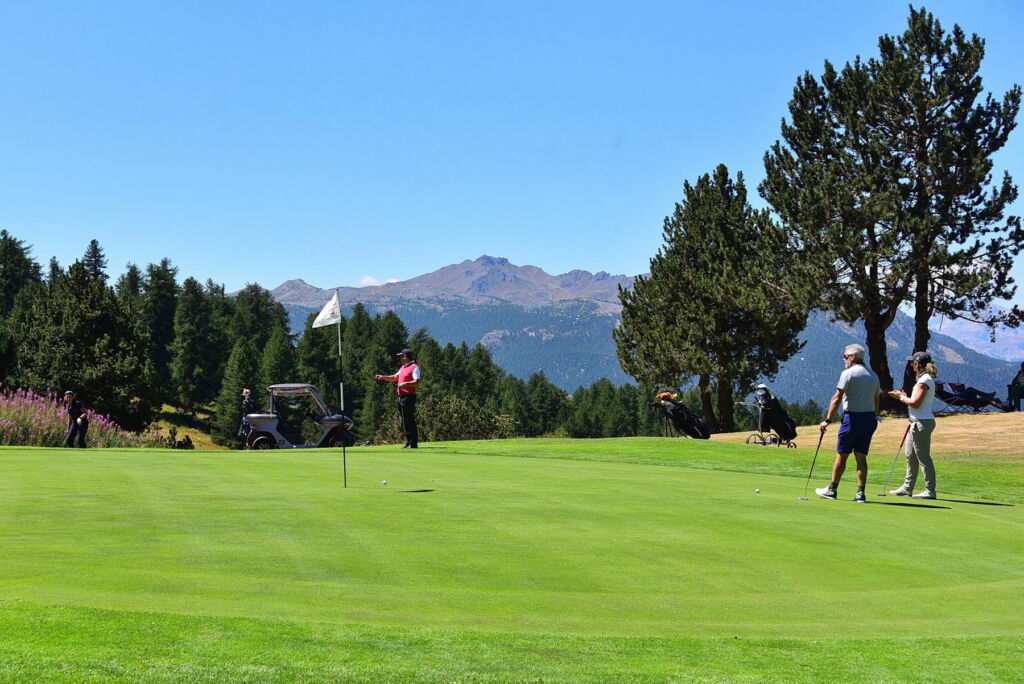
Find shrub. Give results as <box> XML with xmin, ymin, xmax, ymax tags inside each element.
<box><xmin>0</xmin><ymin>385</ymin><xmax>161</xmax><ymax>448</ymax></box>
<box><xmin>373</xmin><ymin>394</ymin><xmax>515</xmax><ymax>445</ymax></box>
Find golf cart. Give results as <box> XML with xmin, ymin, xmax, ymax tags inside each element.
<box><xmin>241</xmin><ymin>383</ymin><xmax>355</xmax><ymax>449</ymax></box>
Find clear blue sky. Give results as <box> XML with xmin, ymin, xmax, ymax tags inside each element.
<box><xmin>2</xmin><ymin>1</ymin><xmax>1022</xmax><ymax>305</ymax></box>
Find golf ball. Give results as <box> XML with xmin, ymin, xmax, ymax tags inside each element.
<box><xmin>756</xmin><ymin>488</ymin><xmax>760</xmax><ymax>493</ymax></box>
<box><xmin>382</xmin><ymin>480</ymin><xmax>388</xmax><ymax>486</ymax></box>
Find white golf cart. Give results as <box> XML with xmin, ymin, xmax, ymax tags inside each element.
<box><xmin>242</xmin><ymin>383</ymin><xmax>355</xmax><ymax>449</ymax></box>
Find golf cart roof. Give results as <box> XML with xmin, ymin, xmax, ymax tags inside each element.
<box><xmin>267</xmin><ymin>383</ymin><xmax>319</xmax><ymax>397</ymax></box>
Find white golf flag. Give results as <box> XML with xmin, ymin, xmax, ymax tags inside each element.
<box><xmin>312</xmin><ymin>291</ymin><xmax>341</xmax><ymax>328</ymax></box>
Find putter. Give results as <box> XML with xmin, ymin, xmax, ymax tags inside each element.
<box><xmin>880</xmin><ymin>423</ymin><xmax>912</xmax><ymax>495</ymax></box>
<box><xmin>799</xmin><ymin>430</ymin><xmax>826</xmax><ymax>500</ymax></box>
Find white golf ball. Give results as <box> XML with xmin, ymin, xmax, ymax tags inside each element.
<box><xmin>755</xmin><ymin>488</ymin><xmax>760</xmax><ymax>494</ymax></box>
<box><xmin>382</xmin><ymin>480</ymin><xmax>387</xmax><ymax>485</ymax></box>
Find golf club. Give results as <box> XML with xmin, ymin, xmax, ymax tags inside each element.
<box><xmin>799</xmin><ymin>429</ymin><xmax>826</xmax><ymax>500</ymax></box>
<box><xmin>880</xmin><ymin>422</ymin><xmax>912</xmax><ymax>495</ymax></box>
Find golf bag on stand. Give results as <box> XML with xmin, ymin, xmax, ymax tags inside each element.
<box><xmin>650</xmin><ymin>392</ymin><xmax>711</xmax><ymax>440</ymax></box>
<box><xmin>745</xmin><ymin>384</ymin><xmax>797</xmax><ymax>447</ymax></box>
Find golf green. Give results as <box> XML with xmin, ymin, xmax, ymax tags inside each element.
<box><xmin>1</xmin><ymin>439</ymin><xmax>1021</xmax><ymax>681</ymax></box>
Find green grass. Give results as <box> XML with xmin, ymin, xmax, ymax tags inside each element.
<box><xmin>1</xmin><ymin>439</ymin><xmax>1022</xmax><ymax>681</ymax></box>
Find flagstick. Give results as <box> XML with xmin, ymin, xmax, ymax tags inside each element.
<box><xmin>335</xmin><ymin>289</ymin><xmax>346</xmax><ymax>487</ymax></box>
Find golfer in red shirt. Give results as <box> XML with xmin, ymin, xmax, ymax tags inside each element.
<box><xmin>375</xmin><ymin>348</ymin><xmax>421</xmax><ymax>448</ymax></box>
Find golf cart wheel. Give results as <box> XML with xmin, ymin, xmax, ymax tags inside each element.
<box><xmin>787</xmin><ymin>441</ymin><xmax>797</xmax><ymax>448</ymax></box>
<box><xmin>250</xmin><ymin>435</ymin><xmax>276</xmax><ymax>450</ymax></box>
<box><xmin>746</xmin><ymin>433</ymin><xmax>765</xmax><ymax>446</ymax></box>
<box><xmin>767</xmin><ymin>434</ymin><xmax>782</xmax><ymax>447</ymax></box>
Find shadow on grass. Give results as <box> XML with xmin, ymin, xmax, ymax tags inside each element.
<box><xmin>866</xmin><ymin>501</ymin><xmax>951</xmax><ymax>510</ymax></box>
<box><xmin>938</xmin><ymin>498</ymin><xmax>1014</xmax><ymax>507</ymax></box>
<box><xmin>400</xmin><ymin>489</ymin><xmax>435</xmax><ymax>493</ymax></box>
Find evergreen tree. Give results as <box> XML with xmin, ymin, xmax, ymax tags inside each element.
<box><xmin>81</xmin><ymin>239</ymin><xmax>108</xmax><ymax>284</ymax></box>
<box><xmin>17</xmin><ymin>261</ymin><xmax>155</xmax><ymax>430</ymax></box>
<box><xmin>0</xmin><ymin>229</ymin><xmax>42</xmax><ymax>317</ymax></box>
<box><xmin>467</xmin><ymin>343</ymin><xmax>500</xmax><ymax>402</ymax></box>
<box><xmin>212</xmin><ymin>338</ymin><xmax>263</xmax><ymax>446</ymax></box>
<box><xmin>493</xmin><ymin>375</ymin><xmax>533</xmax><ymax>436</ymax></box>
<box><xmin>261</xmin><ymin>327</ymin><xmax>298</xmax><ymax>389</ymax></box>
<box><xmin>46</xmin><ymin>257</ymin><xmax>62</xmax><ymax>285</ymax></box>
<box><xmin>526</xmin><ymin>371</ymin><xmax>567</xmax><ymax>435</ymax></box>
<box><xmin>115</xmin><ymin>263</ymin><xmax>143</xmax><ymax>309</ymax></box>
<box><xmin>296</xmin><ymin>310</ymin><xmax>345</xmax><ymax>410</ymax></box>
<box><xmin>761</xmin><ymin>6</ymin><xmax>1022</xmax><ymax>393</ymax></box>
<box><xmin>358</xmin><ymin>310</ymin><xmax>408</xmax><ymax>437</ymax></box>
<box><xmin>203</xmin><ymin>280</ymin><xmax>235</xmax><ymax>395</ymax></box>
<box><xmin>340</xmin><ymin>303</ymin><xmax>375</xmax><ymax>420</ymax></box>
<box><xmin>169</xmin><ymin>277</ymin><xmax>217</xmax><ymax>412</ymax></box>
<box><xmin>142</xmin><ymin>258</ymin><xmax>180</xmax><ymax>402</ymax></box>
<box><xmin>616</xmin><ymin>165</ymin><xmax>809</xmax><ymax>431</ymax></box>
<box><xmin>229</xmin><ymin>284</ymin><xmax>289</xmax><ymax>353</ymax></box>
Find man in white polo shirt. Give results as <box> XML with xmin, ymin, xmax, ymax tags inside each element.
<box><xmin>816</xmin><ymin>343</ymin><xmax>881</xmax><ymax>503</ymax></box>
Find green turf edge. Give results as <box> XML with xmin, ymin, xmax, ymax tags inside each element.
<box><xmin>1</xmin><ymin>601</ymin><xmax>1022</xmax><ymax>683</ymax></box>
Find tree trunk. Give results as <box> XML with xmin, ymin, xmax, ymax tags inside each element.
<box><xmin>863</xmin><ymin>311</ymin><xmax>894</xmax><ymax>392</ymax></box>
<box><xmin>698</xmin><ymin>374</ymin><xmax>717</xmax><ymax>431</ymax></box>
<box><xmin>863</xmin><ymin>310</ymin><xmax>904</xmax><ymax>413</ymax></box>
<box><xmin>906</xmin><ymin>268</ymin><xmax>932</xmax><ymax>393</ymax></box>
<box><xmin>715</xmin><ymin>377</ymin><xmax>735</xmax><ymax>433</ymax></box>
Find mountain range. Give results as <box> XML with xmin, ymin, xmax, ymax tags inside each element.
<box><xmin>270</xmin><ymin>256</ymin><xmax>1020</xmax><ymax>404</ymax></box>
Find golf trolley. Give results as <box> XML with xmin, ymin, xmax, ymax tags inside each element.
<box><xmin>738</xmin><ymin>384</ymin><xmax>798</xmax><ymax>448</ymax></box>
<box><xmin>240</xmin><ymin>383</ymin><xmax>355</xmax><ymax>450</ymax></box>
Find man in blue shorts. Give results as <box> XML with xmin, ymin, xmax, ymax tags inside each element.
<box><xmin>816</xmin><ymin>343</ymin><xmax>880</xmax><ymax>502</ymax></box>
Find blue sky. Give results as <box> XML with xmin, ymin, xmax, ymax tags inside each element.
<box><xmin>2</xmin><ymin>1</ymin><xmax>1022</xmax><ymax>305</ymax></box>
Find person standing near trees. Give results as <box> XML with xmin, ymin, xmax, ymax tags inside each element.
<box><xmin>816</xmin><ymin>344</ymin><xmax>880</xmax><ymax>503</ymax></box>
<box><xmin>375</xmin><ymin>348</ymin><xmax>420</xmax><ymax>449</ymax></box>
<box><xmin>1009</xmin><ymin>362</ymin><xmax>1024</xmax><ymax>412</ymax></box>
<box><xmin>887</xmin><ymin>351</ymin><xmax>939</xmax><ymax>499</ymax></box>
<box><xmin>63</xmin><ymin>390</ymin><xmax>88</xmax><ymax>448</ymax></box>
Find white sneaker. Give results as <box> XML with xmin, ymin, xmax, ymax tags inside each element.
<box><xmin>889</xmin><ymin>486</ymin><xmax>912</xmax><ymax>496</ymax></box>
<box><xmin>912</xmin><ymin>490</ymin><xmax>936</xmax><ymax>499</ymax></box>
<box><xmin>815</xmin><ymin>487</ymin><xmax>837</xmax><ymax>500</ymax></box>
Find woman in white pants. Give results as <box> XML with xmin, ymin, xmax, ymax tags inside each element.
<box><xmin>887</xmin><ymin>351</ymin><xmax>938</xmax><ymax>499</ymax></box>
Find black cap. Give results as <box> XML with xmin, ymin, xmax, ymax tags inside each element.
<box><xmin>908</xmin><ymin>351</ymin><xmax>932</xmax><ymax>365</ymax></box>
<box><xmin>396</xmin><ymin>348</ymin><xmax>413</xmax><ymax>358</ymax></box>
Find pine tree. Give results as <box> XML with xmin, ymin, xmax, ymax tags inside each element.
<box><xmin>616</xmin><ymin>165</ymin><xmax>809</xmax><ymax>431</ymax></box>
<box><xmin>761</xmin><ymin>6</ymin><xmax>1022</xmax><ymax>392</ymax></box>
<box><xmin>261</xmin><ymin>327</ymin><xmax>298</xmax><ymax>389</ymax></box>
<box><xmin>115</xmin><ymin>263</ymin><xmax>143</xmax><ymax>310</ymax></box>
<box><xmin>142</xmin><ymin>258</ymin><xmax>180</xmax><ymax>402</ymax></box>
<box><xmin>212</xmin><ymin>338</ymin><xmax>262</xmax><ymax>446</ymax></box>
<box><xmin>526</xmin><ymin>371</ymin><xmax>567</xmax><ymax>436</ymax></box>
<box><xmin>0</xmin><ymin>229</ymin><xmax>42</xmax><ymax>317</ymax></box>
<box><xmin>358</xmin><ymin>310</ymin><xmax>408</xmax><ymax>437</ymax></box>
<box><xmin>170</xmin><ymin>277</ymin><xmax>217</xmax><ymax>412</ymax></box>
<box><xmin>296</xmin><ymin>310</ymin><xmax>345</xmax><ymax>409</ymax></box>
<box><xmin>17</xmin><ymin>261</ymin><xmax>155</xmax><ymax>430</ymax></box>
<box><xmin>229</xmin><ymin>284</ymin><xmax>289</xmax><ymax>353</ymax></box>
<box><xmin>340</xmin><ymin>303</ymin><xmax>375</xmax><ymax>421</ymax></box>
<box><xmin>81</xmin><ymin>239</ymin><xmax>108</xmax><ymax>284</ymax></box>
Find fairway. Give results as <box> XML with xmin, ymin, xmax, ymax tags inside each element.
<box><xmin>1</xmin><ymin>436</ymin><xmax>1022</xmax><ymax>681</ymax></box>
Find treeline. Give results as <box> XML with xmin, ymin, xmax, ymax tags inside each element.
<box><xmin>1</xmin><ymin>230</ymin><xmax>819</xmax><ymax>444</ymax></box>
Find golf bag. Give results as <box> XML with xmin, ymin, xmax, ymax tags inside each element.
<box><xmin>754</xmin><ymin>387</ymin><xmax>797</xmax><ymax>442</ymax></box>
<box><xmin>652</xmin><ymin>394</ymin><xmax>711</xmax><ymax>439</ymax></box>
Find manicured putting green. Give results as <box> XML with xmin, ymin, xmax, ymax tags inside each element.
<box><xmin>1</xmin><ymin>440</ymin><xmax>1021</xmax><ymax>680</ymax></box>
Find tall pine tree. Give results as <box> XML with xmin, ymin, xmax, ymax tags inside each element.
<box><xmin>616</xmin><ymin>165</ymin><xmax>809</xmax><ymax>431</ymax></box>
<box><xmin>761</xmin><ymin>6</ymin><xmax>1022</xmax><ymax>392</ymax></box>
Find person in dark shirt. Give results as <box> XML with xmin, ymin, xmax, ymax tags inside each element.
<box><xmin>63</xmin><ymin>390</ymin><xmax>88</xmax><ymax>448</ymax></box>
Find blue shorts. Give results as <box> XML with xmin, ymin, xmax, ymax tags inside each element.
<box><xmin>836</xmin><ymin>412</ymin><xmax>877</xmax><ymax>455</ymax></box>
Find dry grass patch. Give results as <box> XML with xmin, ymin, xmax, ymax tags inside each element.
<box><xmin>714</xmin><ymin>411</ymin><xmax>1022</xmax><ymax>458</ymax></box>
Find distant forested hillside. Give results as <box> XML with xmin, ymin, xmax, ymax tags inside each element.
<box><xmin>286</xmin><ymin>301</ymin><xmax>1016</xmax><ymax>402</ymax></box>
